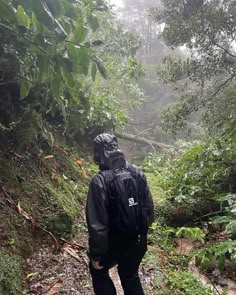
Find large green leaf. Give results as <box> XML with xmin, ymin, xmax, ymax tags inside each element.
<box><xmin>87</xmin><ymin>15</ymin><xmax>99</xmax><ymax>32</ymax></box>
<box><xmin>63</xmin><ymin>71</ymin><xmax>76</xmax><ymax>89</ymax></box>
<box><xmin>67</xmin><ymin>43</ymin><xmax>90</xmax><ymax>75</ymax></box>
<box><xmin>92</xmin><ymin>40</ymin><xmax>104</xmax><ymax>46</ymax></box>
<box><xmin>91</xmin><ymin>62</ymin><xmax>97</xmax><ymax>81</ymax></box>
<box><xmin>31</xmin><ymin>0</ymin><xmax>54</xmax><ymax>29</ymax></box>
<box><xmin>37</xmin><ymin>54</ymin><xmax>49</xmax><ymax>81</ymax></box>
<box><xmin>45</xmin><ymin>0</ymin><xmax>65</xmax><ymax>17</ymax></box>
<box><xmin>31</xmin><ymin>12</ymin><xmax>42</xmax><ymax>32</ymax></box>
<box><xmin>50</xmin><ymin>74</ymin><xmax>61</xmax><ymax>98</ymax></box>
<box><xmin>93</xmin><ymin>57</ymin><xmax>107</xmax><ymax>79</ymax></box>
<box><xmin>0</xmin><ymin>0</ymin><xmax>16</xmax><ymax>23</ymax></box>
<box><xmin>16</xmin><ymin>5</ymin><xmax>30</xmax><ymax>27</ymax></box>
<box><xmin>74</xmin><ymin>23</ymin><xmax>88</xmax><ymax>43</ymax></box>
<box><xmin>20</xmin><ymin>80</ymin><xmax>31</xmax><ymax>97</ymax></box>
<box><xmin>60</xmin><ymin>0</ymin><xmax>77</xmax><ymax>19</ymax></box>
<box><xmin>54</xmin><ymin>20</ymin><xmax>67</xmax><ymax>40</ymax></box>
<box><xmin>34</xmin><ymin>33</ymin><xmax>47</xmax><ymax>49</ymax></box>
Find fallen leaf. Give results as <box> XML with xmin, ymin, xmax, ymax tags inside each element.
<box><xmin>44</xmin><ymin>155</ymin><xmax>54</xmax><ymax>159</ymax></box>
<box><xmin>63</xmin><ymin>245</ymin><xmax>81</xmax><ymax>262</ymax></box>
<box><xmin>9</xmin><ymin>238</ymin><xmax>16</xmax><ymax>245</ymax></box>
<box><xmin>45</xmin><ymin>279</ymin><xmax>63</xmax><ymax>295</ymax></box>
<box><xmin>74</xmin><ymin>158</ymin><xmax>88</xmax><ymax>178</ymax></box>
<box><xmin>26</xmin><ymin>272</ymin><xmax>38</xmax><ymax>281</ymax></box>
<box><xmin>75</xmin><ymin>159</ymin><xmax>83</xmax><ymax>165</ymax></box>
<box><xmin>62</xmin><ymin>174</ymin><xmax>68</xmax><ymax>180</ymax></box>
<box><xmin>81</xmin><ymin>167</ymin><xmax>88</xmax><ymax>178</ymax></box>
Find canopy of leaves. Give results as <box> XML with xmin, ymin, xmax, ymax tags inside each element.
<box><xmin>0</xmin><ymin>0</ymin><xmax>144</xmax><ymax>149</ymax></box>
<box><xmin>152</xmin><ymin>0</ymin><xmax>236</xmax><ymax>136</ymax></box>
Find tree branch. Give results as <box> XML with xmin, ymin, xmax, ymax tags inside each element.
<box><xmin>0</xmin><ymin>22</ymin><xmax>47</xmax><ymax>55</ymax></box>
<box><xmin>206</xmin><ymin>74</ymin><xmax>236</xmax><ymax>103</ymax></box>
<box><xmin>215</xmin><ymin>43</ymin><xmax>236</xmax><ymax>58</ymax></box>
<box><xmin>114</xmin><ymin>132</ymin><xmax>173</xmax><ymax>150</ymax></box>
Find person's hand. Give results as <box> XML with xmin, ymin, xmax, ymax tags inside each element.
<box><xmin>92</xmin><ymin>260</ymin><xmax>104</xmax><ymax>270</ymax></box>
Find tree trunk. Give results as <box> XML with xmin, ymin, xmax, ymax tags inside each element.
<box><xmin>114</xmin><ymin>132</ymin><xmax>173</xmax><ymax>150</ymax></box>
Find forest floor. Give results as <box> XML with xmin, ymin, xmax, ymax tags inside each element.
<box><xmin>1</xmin><ymin>144</ymin><xmax>235</xmax><ymax>295</ymax></box>
<box><xmin>25</xmin><ymin>213</ymin><xmax>236</xmax><ymax>295</ymax></box>
<box><xmin>25</xmin><ymin>213</ymin><xmax>159</xmax><ymax>295</ymax></box>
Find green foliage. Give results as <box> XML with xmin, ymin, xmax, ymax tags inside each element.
<box><xmin>176</xmin><ymin>227</ymin><xmax>205</xmax><ymax>243</ymax></box>
<box><xmin>152</xmin><ymin>0</ymin><xmax>236</xmax><ymax>135</ymax></box>
<box><xmin>0</xmin><ymin>251</ymin><xmax>23</xmax><ymax>295</ymax></box>
<box><xmin>150</xmin><ymin>139</ymin><xmax>236</xmax><ymax>210</ymax></box>
<box><xmin>166</xmin><ymin>271</ymin><xmax>214</xmax><ymax>295</ymax></box>
<box><xmin>149</xmin><ymin>224</ymin><xmax>205</xmax><ymax>250</ymax></box>
<box><xmin>211</xmin><ymin>193</ymin><xmax>236</xmax><ymax>236</ymax></box>
<box><xmin>0</xmin><ymin>0</ymin><xmax>144</xmax><ymax>149</ymax></box>
<box><xmin>149</xmin><ymin>224</ymin><xmax>176</xmax><ymax>251</ymax></box>
<box><xmin>145</xmin><ymin>133</ymin><xmax>236</xmax><ymax>276</ymax></box>
<box><xmin>194</xmin><ymin>240</ymin><xmax>236</xmax><ymax>272</ymax></box>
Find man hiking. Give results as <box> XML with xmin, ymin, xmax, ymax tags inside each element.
<box><xmin>86</xmin><ymin>133</ymin><xmax>154</xmax><ymax>295</ymax></box>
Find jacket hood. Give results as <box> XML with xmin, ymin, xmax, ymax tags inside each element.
<box><xmin>93</xmin><ymin>133</ymin><xmax>126</xmax><ymax>170</ymax></box>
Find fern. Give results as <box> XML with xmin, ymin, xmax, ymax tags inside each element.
<box><xmin>193</xmin><ymin>240</ymin><xmax>236</xmax><ymax>271</ymax></box>
<box><xmin>176</xmin><ymin>227</ymin><xmax>205</xmax><ymax>242</ymax></box>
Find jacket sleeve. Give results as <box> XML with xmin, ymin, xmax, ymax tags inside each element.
<box><xmin>141</xmin><ymin>173</ymin><xmax>154</xmax><ymax>226</ymax></box>
<box><xmin>86</xmin><ymin>175</ymin><xmax>109</xmax><ymax>261</ymax></box>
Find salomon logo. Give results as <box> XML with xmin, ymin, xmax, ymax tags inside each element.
<box><xmin>129</xmin><ymin>198</ymin><xmax>138</xmax><ymax>207</ymax></box>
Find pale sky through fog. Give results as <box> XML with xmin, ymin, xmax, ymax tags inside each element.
<box><xmin>109</xmin><ymin>0</ymin><xmax>123</xmax><ymax>7</ymax></box>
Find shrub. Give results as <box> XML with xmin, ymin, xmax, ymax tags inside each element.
<box><xmin>0</xmin><ymin>251</ymin><xmax>23</xmax><ymax>295</ymax></box>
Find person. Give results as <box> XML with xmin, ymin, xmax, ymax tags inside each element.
<box><xmin>86</xmin><ymin>133</ymin><xmax>154</xmax><ymax>295</ymax></box>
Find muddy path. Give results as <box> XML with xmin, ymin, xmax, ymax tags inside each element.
<box><xmin>26</xmin><ymin>242</ymin><xmax>142</xmax><ymax>295</ymax></box>
<box><xmin>26</xmin><ymin>230</ymin><xmax>148</xmax><ymax>295</ymax></box>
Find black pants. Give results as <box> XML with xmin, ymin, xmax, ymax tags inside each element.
<box><xmin>89</xmin><ymin>235</ymin><xmax>147</xmax><ymax>295</ymax></box>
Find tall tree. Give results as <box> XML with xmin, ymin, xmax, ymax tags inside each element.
<box><xmin>152</xmin><ymin>0</ymin><xmax>236</xmax><ymax>135</ymax></box>
<box><xmin>0</xmin><ymin>0</ymin><xmax>144</xmax><ymax>148</ymax></box>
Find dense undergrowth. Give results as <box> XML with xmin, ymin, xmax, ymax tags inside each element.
<box><xmin>0</xmin><ymin>132</ymin><xmax>97</xmax><ymax>294</ymax></box>
<box><xmin>0</xmin><ymin>0</ymin><xmax>235</xmax><ymax>294</ymax></box>
<box><xmin>143</xmin><ymin>126</ymin><xmax>236</xmax><ymax>294</ymax></box>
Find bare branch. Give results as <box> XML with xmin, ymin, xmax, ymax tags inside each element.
<box><xmin>215</xmin><ymin>43</ymin><xmax>236</xmax><ymax>58</ymax></box>
<box><xmin>206</xmin><ymin>74</ymin><xmax>236</xmax><ymax>103</ymax></box>
<box><xmin>115</xmin><ymin>131</ymin><xmax>173</xmax><ymax>150</ymax></box>
<box><xmin>0</xmin><ymin>23</ymin><xmax>47</xmax><ymax>55</ymax></box>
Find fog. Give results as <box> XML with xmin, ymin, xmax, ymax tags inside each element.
<box><xmin>109</xmin><ymin>0</ymin><xmax>123</xmax><ymax>7</ymax></box>
<box><xmin>109</xmin><ymin>0</ymin><xmax>180</xmax><ymax>157</ymax></box>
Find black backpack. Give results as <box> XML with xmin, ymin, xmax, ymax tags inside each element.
<box><xmin>101</xmin><ymin>166</ymin><xmax>149</xmax><ymax>235</ymax></box>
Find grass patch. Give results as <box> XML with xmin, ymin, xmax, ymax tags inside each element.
<box><xmin>0</xmin><ymin>250</ymin><xmax>24</xmax><ymax>295</ymax></box>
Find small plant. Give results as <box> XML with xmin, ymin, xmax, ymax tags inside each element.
<box><xmin>0</xmin><ymin>251</ymin><xmax>24</xmax><ymax>295</ymax></box>
<box><xmin>149</xmin><ymin>223</ymin><xmax>176</xmax><ymax>251</ymax></box>
<box><xmin>166</xmin><ymin>271</ymin><xmax>214</xmax><ymax>295</ymax></box>
<box><xmin>193</xmin><ymin>240</ymin><xmax>236</xmax><ymax>272</ymax></box>
<box><xmin>176</xmin><ymin>227</ymin><xmax>205</xmax><ymax>243</ymax></box>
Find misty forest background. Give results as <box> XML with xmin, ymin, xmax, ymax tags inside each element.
<box><xmin>0</xmin><ymin>0</ymin><xmax>235</xmax><ymax>294</ymax></box>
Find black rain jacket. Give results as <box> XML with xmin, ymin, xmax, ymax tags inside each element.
<box><xmin>86</xmin><ymin>163</ymin><xmax>154</xmax><ymax>261</ymax></box>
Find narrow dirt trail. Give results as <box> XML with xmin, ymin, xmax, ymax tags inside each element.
<box><xmin>26</xmin><ymin>227</ymin><xmax>139</xmax><ymax>295</ymax></box>
<box><xmin>26</xmin><ymin>209</ymin><xmax>151</xmax><ymax>294</ymax></box>
<box><xmin>27</xmin><ymin>243</ymin><xmax>135</xmax><ymax>294</ymax></box>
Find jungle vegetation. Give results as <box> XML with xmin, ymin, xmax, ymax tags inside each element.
<box><xmin>0</xmin><ymin>0</ymin><xmax>235</xmax><ymax>294</ymax></box>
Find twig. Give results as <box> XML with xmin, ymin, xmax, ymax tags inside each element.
<box><xmin>16</xmin><ymin>75</ymin><xmax>33</xmax><ymax>83</ymax></box>
<box><xmin>215</xmin><ymin>43</ymin><xmax>236</xmax><ymax>58</ymax></box>
<box><xmin>0</xmin><ymin>23</ymin><xmax>47</xmax><ymax>55</ymax></box>
<box><xmin>43</xmin><ymin>279</ymin><xmax>63</xmax><ymax>295</ymax></box>
<box><xmin>0</xmin><ymin>183</ymin><xmax>60</xmax><ymax>250</ymax></box>
<box><xmin>135</xmin><ymin>128</ymin><xmax>152</xmax><ymax>137</ymax></box>
<box><xmin>186</xmin><ymin>210</ymin><xmax>225</xmax><ymax>225</ymax></box>
<box><xmin>203</xmin><ymin>271</ymin><xmax>221</xmax><ymax>295</ymax></box>
<box><xmin>206</xmin><ymin>74</ymin><xmax>236</xmax><ymax>102</ymax></box>
<box><xmin>0</xmin><ymin>23</ymin><xmax>55</xmax><ymax>72</ymax></box>
<box><xmin>63</xmin><ymin>246</ymin><xmax>81</xmax><ymax>262</ymax></box>
<box><xmin>65</xmin><ymin>39</ymin><xmax>89</xmax><ymax>48</ymax></box>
